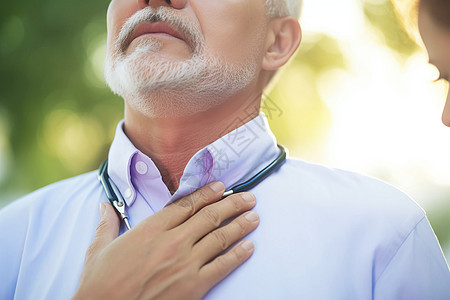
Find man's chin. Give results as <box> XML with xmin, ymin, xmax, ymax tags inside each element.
<box><xmin>104</xmin><ymin>50</ymin><xmax>257</xmax><ymax>119</ymax></box>
<box><xmin>124</xmin><ymin>90</ymin><xmax>223</xmax><ymax>119</ymax></box>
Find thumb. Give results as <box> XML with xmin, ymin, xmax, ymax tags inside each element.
<box><xmin>85</xmin><ymin>202</ymin><xmax>120</xmax><ymax>262</ymax></box>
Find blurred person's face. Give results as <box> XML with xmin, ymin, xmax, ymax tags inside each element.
<box><xmin>418</xmin><ymin>4</ymin><xmax>450</xmax><ymax>126</ymax></box>
<box><xmin>104</xmin><ymin>0</ymin><xmax>269</xmax><ymax>118</ymax></box>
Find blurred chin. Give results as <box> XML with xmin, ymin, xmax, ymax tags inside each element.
<box><xmin>442</xmin><ymin>108</ymin><xmax>450</xmax><ymax>127</ymax></box>
<box><xmin>442</xmin><ymin>93</ymin><xmax>450</xmax><ymax>127</ymax></box>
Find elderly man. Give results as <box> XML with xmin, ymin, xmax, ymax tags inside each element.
<box><xmin>1</xmin><ymin>0</ymin><xmax>449</xmax><ymax>299</ymax></box>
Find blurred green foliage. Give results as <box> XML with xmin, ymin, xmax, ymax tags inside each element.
<box><xmin>1</xmin><ymin>0</ymin><xmax>123</xmax><ymax>197</ymax></box>
<box><xmin>363</xmin><ymin>0</ymin><xmax>419</xmax><ymax>57</ymax></box>
<box><xmin>268</xmin><ymin>33</ymin><xmax>345</xmax><ymax>157</ymax></box>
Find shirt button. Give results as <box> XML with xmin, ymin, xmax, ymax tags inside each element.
<box><xmin>135</xmin><ymin>161</ymin><xmax>148</xmax><ymax>175</ymax></box>
<box><xmin>124</xmin><ymin>188</ymin><xmax>132</xmax><ymax>198</ymax></box>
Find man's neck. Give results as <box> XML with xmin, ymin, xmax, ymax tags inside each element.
<box><xmin>123</xmin><ymin>93</ymin><xmax>262</xmax><ymax>194</ymax></box>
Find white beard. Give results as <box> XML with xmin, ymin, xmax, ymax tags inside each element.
<box><xmin>103</xmin><ymin>7</ymin><xmax>259</xmax><ymax>118</ymax></box>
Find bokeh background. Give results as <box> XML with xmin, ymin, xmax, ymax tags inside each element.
<box><xmin>1</xmin><ymin>0</ymin><xmax>449</xmax><ymax>259</ymax></box>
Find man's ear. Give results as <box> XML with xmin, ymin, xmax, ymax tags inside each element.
<box><xmin>262</xmin><ymin>17</ymin><xmax>302</xmax><ymax>71</ymax></box>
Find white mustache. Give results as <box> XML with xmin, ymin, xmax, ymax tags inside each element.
<box><xmin>114</xmin><ymin>6</ymin><xmax>204</xmax><ymax>55</ymax></box>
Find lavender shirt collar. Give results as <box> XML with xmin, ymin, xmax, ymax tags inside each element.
<box><xmin>107</xmin><ymin>114</ymin><xmax>280</xmax><ymax>212</ymax></box>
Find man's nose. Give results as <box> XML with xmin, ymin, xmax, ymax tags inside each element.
<box><xmin>138</xmin><ymin>0</ymin><xmax>187</xmax><ymax>10</ymax></box>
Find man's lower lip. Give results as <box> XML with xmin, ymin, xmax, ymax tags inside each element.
<box><xmin>134</xmin><ymin>33</ymin><xmax>182</xmax><ymax>40</ymax></box>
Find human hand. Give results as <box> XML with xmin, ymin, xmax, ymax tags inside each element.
<box><xmin>73</xmin><ymin>181</ymin><xmax>259</xmax><ymax>300</ymax></box>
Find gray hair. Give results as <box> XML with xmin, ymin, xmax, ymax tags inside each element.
<box><xmin>265</xmin><ymin>0</ymin><xmax>303</xmax><ymax>19</ymax></box>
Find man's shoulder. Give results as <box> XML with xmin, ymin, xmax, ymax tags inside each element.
<box><xmin>283</xmin><ymin>157</ymin><xmax>417</xmax><ymax>199</ymax></box>
<box><xmin>269</xmin><ymin>158</ymin><xmax>429</xmax><ymax>277</ymax></box>
<box><xmin>276</xmin><ymin>157</ymin><xmax>425</xmax><ymax>225</ymax></box>
<box><xmin>0</xmin><ymin>171</ymin><xmax>102</xmax><ymax>297</ymax></box>
<box><xmin>0</xmin><ymin>171</ymin><xmax>100</xmax><ymax>218</ymax></box>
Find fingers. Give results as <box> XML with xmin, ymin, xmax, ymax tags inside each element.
<box><xmin>142</xmin><ymin>181</ymin><xmax>225</xmax><ymax>230</ymax></box>
<box><xmin>192</xmin><ymin>211</ymin><xmax>259</xmax><ymax>264</ymax></box>
<box><xmin>198</xmin><ymin>240</ymin><xmax>255</xmax><ymax>288</ymax></box>
<box><xmin>179</xmin><ymin>192</ymin><xmax>256</xmax><ymax>243</ymax></box>
<box><xmin>84</xmin><ymin>202</ymin><xmax>120</xmax><ymax>262</ymax></box>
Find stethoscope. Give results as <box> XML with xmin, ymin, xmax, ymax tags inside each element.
<box><xmin>98</xmin><ymin>144</ymin><xmax>287</xmax><ymax>231</ymax></box>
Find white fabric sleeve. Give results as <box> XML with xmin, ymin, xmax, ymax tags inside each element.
<box><xmin>374</xmin><ymin>216</ymin><xmax>450</xmax><ymax>299</ymax></box>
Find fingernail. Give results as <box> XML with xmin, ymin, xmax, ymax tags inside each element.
<box><xmin>210</xmin><ymin>181</ymin><xmax>224</xmax><ymax>193</ymax></box>
<box><xmin>241</xmin><ymin>240</ymin><xmax>254</xmax><ymax>251</ymax></box>
<box><xmin>245</xmin><ymin>211</ymin><xmax>259</xmax><ymax>222</ymax></box>
<box><xmin>99</xmin><ymin>202</ymin><xmax>106</xmax><ymax>217</ymax></box>
<box><xmin>242</xmin><ymin>192</ymin><xmax>255</xmax><ymax>202</ymax></box>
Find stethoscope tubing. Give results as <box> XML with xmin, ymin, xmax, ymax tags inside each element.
<box><xmin>98</xmin><ymin>144</ymin><xmax>287</xmax><ymax>230</ymax></box>
<box><xmin>222</xmin><ymin>144</ymin><xmax>287</xmax><ymax>197</ymax></box>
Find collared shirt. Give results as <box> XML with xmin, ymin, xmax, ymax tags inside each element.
<box><xmin>0</xmin><ymin>114</ymin><xmax>449</xmax><ymax>299</ymax></box>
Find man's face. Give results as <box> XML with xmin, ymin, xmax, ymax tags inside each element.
<box><xmin>104</xmin><ymin>0</ymin><xmax>269</xmax><ymax>118</ymax></box>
